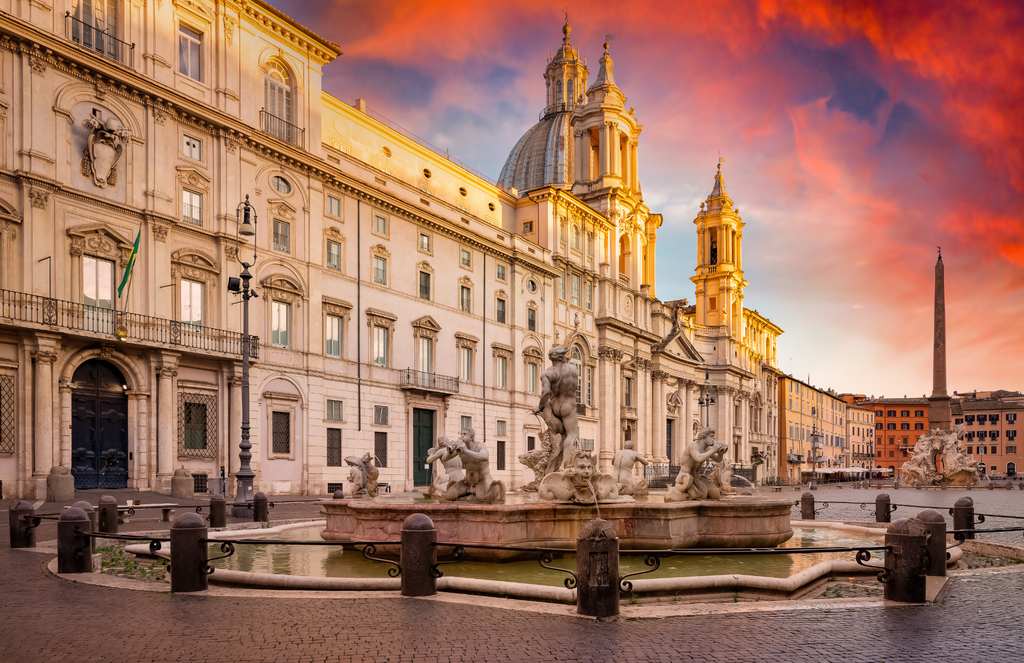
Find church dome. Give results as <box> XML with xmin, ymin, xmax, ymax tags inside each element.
<box><xmin>497</xmin><ymin>111</ymin><xmax>571</xmax><ymax>193</ymax></box>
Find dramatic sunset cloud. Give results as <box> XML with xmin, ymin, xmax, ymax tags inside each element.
<box><xmin>268</xmin><ymin>0</ymin><xmax>1024</xmax><ymax>397</ymax></box>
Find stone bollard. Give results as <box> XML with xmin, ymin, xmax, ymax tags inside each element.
<box><xmin>72</xmin><ymin>501</ymin><xmax>98</xmax><ymax>554</ymax></box>
<box><xmin>400</xmin><ymin>513</ymin><xmax>437</xmax><ymax>597</ymax></box>
<box><xmin>883</xmin><ymin>518</ymin><xmax>928</xmax><ymax>603</ymax></box>
<box><xmin>57</xmin><ymin>508</ymin><xmax>93</xmax><ymax>574</ymax></box>
<box><xmin>987</xmin><ymin>482</ymin><xmax>994</xmax><ymax>490</ymax></box>
<box><xmin>252</xmin><ymin>492</ymin><xmax>269</xmax><ymax>522</ymax></box>
<box><xmin>208</xmin><ymin>494</ymin><xmax>226</xmax><ymax>528</ymax></box>
<box><xmin>951</xmin><ymin>496</ymin><xmax>975</xmax><ymax>540</ymax></box>
<box><xmin>577</xmin><ymin>518</ymin><xmax>619</xmax><ymax>618</ymax></box>
<box><xmin>801</xmin><ymin>492</ymin><xmax>816</xmax><ymax>520</ymax></box>
<box><xmin>876</xmin><ymin>493</ymin><xmax>892</xmax><ymax>523</ymax></box>
<box><xmin>98</xmin><ymin>495</ymin><xmax>119</xmax><ymax>534</ymax></box>
<box><xmin>171</xmin><ymin>467</ymin><xmax>193</xmax><ymax>499</ymax></box>
<box><xmin>9</xmin><ymin>501</ymin><xmax>36</xmax><ymax>549</ymax></box>
<box><xmin>46</xmin><ymin>466</ymin><xmax>74</xmax><ymax>502</ymax></box>
<box><xmin>916</xmin><ymin>510</ymin><xmax>947</xmax><ymax>577</ymax></box>
<box><xmin>169</xmin><ymin>513</ymin><xmax>208</xmax><ymax>593</ymax></box>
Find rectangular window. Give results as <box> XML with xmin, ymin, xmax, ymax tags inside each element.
<box><xmin>418</xmin><ymin>336</ymin><xmax>433</xmax><ymax>374</ymax></box>
<box><xmin>325</xmin><ymin>315</ymin><xmax>342</xmax><ymax>357</ymax></box>
<box><xmin>1007</xmin><ymin>445</ymin><xmax>1017</xmax><ymax>454</ymax></box>
<box><xmin>558</xmin><ymin>276</ymin><xmax>565</xmax><ymax>300</ymax></box>
<box><xmin>586</xmin><ymin>366</ymin><xmax>593</xmax><ymax>406</ymax></box>
<box><xmin>496</xmin><ymin>356</ymin><xmax>507</xmax><ymax>390</ymax></box>
<box><xmin>461</xmin><ymin>415</ymin><xmax>472</xmax><ymax>431</ymax></box>
<box><xmin>914</xmin><ymin>423</ymin><xmax>924</xmax><ymax>430</ymax></box>
<box><xmin>181</xmin><ymin>401</ymin><xmax>208</xmax><ymax>450</ymax></box>
<box><xmin>273</xmin><ymin>219</ymin><xmax>291</xmax><ymax>252</ymax></box>
<box><xmin>419</xmin><ymin>271</ymin><xmax>431</xmax><ymax>300</ymax></box>
<box><xmin>373</xmin><ymin>326</ymin><xmax>388</xmax><ymax>366</ymax></box>
<box><xmin>496</xmin><ymin>439</ymin><xmax>506</xmax><ymax>471</ymax></box>
<box><xmin>326</xmin><ymin>399</ymin><xmax>343</xmax><ymax>421</ymax></box>
<box><xmin>374</xmin><ymin>214</ymin><xmax>388</xmax><ymax>235</ymax></box>
<box><xmin>624</xmin><ymin>377</ymin><xmax>633</xmax><ymax>407</ymax></box>
<box><xmin>528</xmin><ymin>436</ymin><xmax>536</xmax><ymax>451</ymax></box>
<box><xmin>887</xmin><ymin>423</ymin><xmax>896</xmax><ymax>430</ymax></box>
<box><xmin>327</xmin><ymin>429</ymin><xmax>342</xmax><ymax>466</ymax></box>
<box><xmin>460</xmin><ymin>347</ymin><xmax>473</xmax><ymax>383</ymax></box>
<box><xmin>460</xmin><ymin>248</ymin><xmax>472</xmax><ymax>268</ymax></box>
<box><xmin>900</xmin><ymin>410</ymin><xmax>910</xmax><ymax>417</ymax></box>
<box><xmin>272</xmin><ymin>301</ymin><xmax>290</xmax><ymax>347</ymax></box>
<box><xmin>522</xmin><ymin>221</ymin><xmax>533</xmax><ymax>234</ymax></box>
<box><xmin>991</xmin><ymin>430</ymin><xmax>1000</xmax><ymax>440</ymax></box>
<box><xmin>419</xmin><ymin>232</ymin><xmax>431</xmax><ymax>252</ymax></box>
<box><xmin>178</xmin><ymin>26</ymin><xmax>202</xmax><ymax>81</ymax></box>
<box><xmin>571</xmin><ymin>274</ymin><xmax>581</xmax><ymax>307</ymax></box>
<box><xmin>181</xmin><ymin>279</ymin><xmax>203</xmax><ymax>328</ymax></box>
<box><xmin>326</xmin><ymin>240</ymin><xmax>342</xmax><ymax>271</ymax></box>
<box><xmin>989</xmin><ymin>414</ymin><xmax>999</xmax><ymax>423</ymax></box>
<box><xmin>527</xmin><ymin>308</ymin><xmax>537</xmax><ymax>332</ymax></box>
<box><xmin>327</xmin><ymin>195</ymin><xmax>342</xmax><ymax>217</ymax></box>
<box><xmin>527</xmin><ymin>362</ymin><xmax>537</xmax><ymax>395</ymax></box>
<box><xmin>374</xmin><ymin>431</ymin><xmax>388</xmax><ymax>468</ymax></box>
<box><xmin>460</xmin><ymin>286</ymin><xmax>472</xmax><ymax>313</ymax></box>
<box><xmin>496</xmin><ymin>298</ymin><xmax>506</xmax><ymax>324</ymax></box>
<box><xmin>272</xmin><ymin>411</ymin><xmax>290</xmax><ymax>454</ymax></box>
<box><xmin>967</xmin><ymin>446</ymin><xmax>973</xmax><ymax>454</ymax></box>
<box><xmin>887</xmin><ymin>410</ymin><xmax>897</xmax><ymax>417</ymax></box>
<box><xmin>496</xmin><ymin>264</ymin><xmax>506</xmax><ymax>281</ymax></box>
<box><xmin>1009</xmin><ymin>413</ymin><xmax>1017</xmax><ymax>424</ymax></box>
<box><xmin>496</xmin><ymin>420</ymin><xmax>507</xmax><ymax>437</ymax></box>
<box><xmin>585</xmin><ymin>281</ymin><xmax>593</xmax><ymax>310</ymax></box>
<box><xmin>183</xmin><ymin>134</ymin><xmax>202</xmax><ymax>160</ymax></box>
<box><xmin>914</xmin><ymin>410</ymin><xmax>924</xmax><ymax>417</ymax></box>
<box><xmin>83</xmin><ymin>256</ymin><xmax>115</xmax><ymax>310</ymax></box>
<box><xmin>901</xmin><ymin>423</ymin><xmax>910</xmax><ymax>430</ymax></box>
<box><xmin>373</xmin><ymin>256</ymin><xmax>387</xmax><ymax>284</ymax></box>
<box><xmin>373</xmin><ymin>405</ymin><xmax>389</xmax><ymax>426</ymax></box>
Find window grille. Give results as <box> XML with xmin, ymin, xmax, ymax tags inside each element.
<box><xmin>496</xmin><ymin>440</ymin><xmax>506</xmax><ymax>471</ymax></box>
<box><xmin>374</xmin><ymin>431</ymin><xmax>388</xmax><ymax>468</ymax></box>
<box><xmin>580</xmin><ymin>438</ymin><xmax>595</xmax><ymax>451</ymax></box>
<box><xmin>178</xmin><ymin>392</ymin><xmax>217</xmax><ymax>458</ymax></box>
<box><xmin>192</xmin><ymin>473</ymin><xmax>208</xmax><ymax>494</ymax></box>
<box><xmin>528</xmin><ymin>436</ymin><xmax>535</xmax><ymax>451</ymax></box>
<box><xmin>272</xmin><ymin>411</ymin><xmax>291</xmax><ymax>454</ymax></box>
<box><xmin>327</xmin><ymin>482</ymin><xmax>344</xmax><ymax>494</ymax></box>
<box><xmin>327</xmin><ymin>429</ymin><xmax>343</xmax><ymax>466</ymax></box>
<box><xmin>0</xmin><ymin>374</ymin><xmax>15</xmax><ymax>454</ymax></box>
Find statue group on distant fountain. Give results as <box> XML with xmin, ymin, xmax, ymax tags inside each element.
<box><xmin>901</xmin><ymin>424</ymin><xmax>980</xmax><ymax>487</ymax></box>
<box><xmin>428</xmin><ymin>428</ymin><xmax>505</xmax><ymax>503</ymax></box>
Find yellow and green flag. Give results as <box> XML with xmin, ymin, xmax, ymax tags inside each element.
<box><xmin>118</xmin><ymin>228</ymin><xmax>140</xmax><ymax>297</ymax></box>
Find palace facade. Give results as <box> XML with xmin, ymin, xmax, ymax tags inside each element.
<box><xmin>0</xmin><ymin>1</ymin><xmax>781</xmax><ymax>499</ymax></box>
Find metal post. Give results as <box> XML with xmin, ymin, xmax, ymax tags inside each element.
<box><xmin>577</xmin><ymin>518</ymin><xmax>619</xmax><ymax>618</ymax></box>
<box><xmin>98</xmin><ymin>495</ymin><xmax>119</xmax><ymax>534</ymax></box>
<box><xmin>57</xmin><ymin>508</ymin><xmax>93</xmax><ymax>574</ymax></box>
<box><xmin>169</xmin><ymin>513</ymin><xmax>208</xmax><ymax>593</ymax></box>
<box><xmin>232</xmin><ymin>263</ymin><xmax>256</xmax><ymax>517</ymax></box>
<box><xmin>252</xmin><ymin>492</ymin><xmax>268</xmax><ymax>522</ymax></box>
<box><xmin>400</xmin><ymin>513</ymin><xmax>437</xmax><ymax>597</ymax></box>
<box><xmin>72</xmin><ymin>501</ymin><xmax>98</xmax><ymax>554</ymax></box>
<box><xmin>9</xmin><ymin>501</ymin><xmax>36</xmax><ymax>549</ymax></box>
<box><xmin>875</xmin><ymin>493</ymin><xmax>892</xmax><ymax>523</ymax></box>
<box><xmin>800</xmin><ymin>492</ymin><xmax>815</xmax><ymax>520</ymax></box>
<box><xmin>208</xmin><ymin>494</ymin><xmax>226</xmax><ymax>528</ymax></box>
<box><xmin>883</xmin><ymin>518</ymin><xmax>928</xmax><ymax>603</ymax></box>
<box><xmin>916</xmin><ymin>509</ymin><xmax>947</xmax><ymax>577</ymax></box>
<box><xmin>951</xmin><ymin>496</ymin><xmax>975</xmax><ymax>540</ymax></box>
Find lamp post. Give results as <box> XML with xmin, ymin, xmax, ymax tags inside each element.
<box><xmin>697</xmin><ymin>369</ymin><xmax>715</xmax><ymax>429</ymax></box>
<box><xmin>229</xmin><ymin>196</ymin><xmax>258</xmax><ymax>517</ymax></box>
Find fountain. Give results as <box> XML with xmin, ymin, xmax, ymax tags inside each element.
<box><xmin>321</xmin><ymin>346</ymin><xmax>794</xmax><ymax>558</ymax></box>
<box><xmin>901</xmin><ymin>425</ymin><xmax>980</xmax><ymax>487</ymax></box>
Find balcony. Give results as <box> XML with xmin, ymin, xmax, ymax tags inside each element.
<box><xmin>0</xmin><ymin>289</ymin><xmax>257</xmax><ymax>359</ymax></box>
<box><xmin>65</xmin><ymin>13</ymin><xmax>135</xmax><ymax>68</ymax></box>
<box><xmin>181</xmin><ymin>204</ymin><xmax>202</xmax><ymax>227</ymax></box>
<box><xmin>621</xmin><ymin>406</ymin><xmax>638</xmax><ymax>420</ymax></box>
<box><xmin>787</xmin><ymin>454</ymin><xmax>804</xmax><ymax>464</ymax></box>
<box><xmin>398</xmin><ymin>369</ymin><xmax>459</xmax><ymax>395</ymax></box>
<box><xmin>260</xmin><ymin>109</ymin><xmax>304</xmax><ymax>148</ymax></box>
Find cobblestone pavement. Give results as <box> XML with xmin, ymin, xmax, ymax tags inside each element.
<box><xmin>3</xmin><ymin>490</ymin><xmax>1023</xmax><ymax>663</ymax></box>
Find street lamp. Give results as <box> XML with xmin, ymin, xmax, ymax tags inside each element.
<box><xmin>228</xmin><ymin>195</ymin><xmax>258</xmax><ymax>516</ymax></box>
<box><xmin>697</xmin><ymin>369</ymin><xmax>715</xmax><ymax>428</ymax></box>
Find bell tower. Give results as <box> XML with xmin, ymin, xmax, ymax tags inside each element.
<box><xmin>543</xmin><ymin>20</ymin><xmax>588</xmax><ymax>117</ymax></box>
<box><xmin>692</xmin><ymin>163</ymin><xmax>747</xmax><ymax>338</ymax></box>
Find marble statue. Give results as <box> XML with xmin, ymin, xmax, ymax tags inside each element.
<box><xmin>665</xmin><ymin>427</ymin><xmax>728</xmax><ymax>502</ymax></box>
<box><xmin>538</xmin><ymin>449</ymin><xmax>626</xmax><ymax>504</ymax></box>
<box><xmin>425</xmin><ymin>436</ymin><xmax>465</xmax><ymax>498</ymax></box>
<box><xmin>445</xmin><ymin>428</ymin><xmax>506</xmax><ymax>503</ymax></box>
<box><xmin>902</xmin><ymin>425</ymin><xmax>979</xmax><ymax>487</ymax></box>
<box><xmin>612</xmin><ymin>439</ymin><xmax>649</xmax><ymax>496</ymax></box>
<box><xmin>710</xmin><ymin>458</ymin><xmax>737</xmax><ymax>496</ymax></box>
<box><xmin>82</xmin><ymin>116</ymin><xmax>130</xmax><ymax>188</ymax></box>
<box><xmin>518</xmin><ymin>429</ymin><xmax>551</xmax><ymax>492</ymax></box>
<box><xmin>532</xmin><ymin>346</ymin><xmax>579</xmax><ymax>477</ymax></box>
<box><xmin>344</xmin><ymin>452</ymin><xmax>380</xmax><ymax>498</ymax></box>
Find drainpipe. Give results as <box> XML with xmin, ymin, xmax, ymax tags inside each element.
<box><xmin>482</xmin><ymin>253</ymin><xmax>486</xmax><ymax>442</ymax></box>
<box><xmin>357</xmin><ymin>200</ymin><xmax>361</xmax><ymax>431</ymax></box>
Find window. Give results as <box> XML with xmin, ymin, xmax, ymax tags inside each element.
<box><xmin>373</xmin><ymin>256</ymin><xmax>387</xmax><ymax>285</ymax></box>
<box><xmin>181</xmin><ymin>279</ymin><xmax>203</xmax><ymax>329</ymax></box>
<box><xmin>571</xmin><ymin>346</ymin><xmax>583</xmax><ymax>404</ymax></box>
<box><xmin>991</xmin><ymin>430</ymin><xmax>1000</xmax><ymax>440</ymax></box>
<box><xmin>887</xmin><ymin>423</ymin><xmax>896</xmax><ymax>430</ymax></box>
<box><xmin>327</xmin><ymin>429</ymin><xmax>342</xmax><ymax>466</ymax></box>
<box><xmin>273</xmin><ymin>219</ymin><xmax>291</xmax><ymax>252</ymax></box>
<box><xmin>875</xmin><ymin>422</ymin><xmax>883</xmax><ymax>430</ymax></box>
<box><xmin>989</xmin><ymin>414</ymin><xmax>999</xmax><ymax>423</ymax></box>
<box><xmin>522</xmin><ymin>221</ymin><xmax>533</xmax><ymax>234</ymax></box>
<box><xmin>496</xmin><ymin>264</ymin><xmax>506</xmax><ymax>281</ymax></box>
<box><xmin>527</xmin><ymin>308</ymin><xmax>537</xmax><ymax>332</ymax></box>
<box><xmin>183</xmin><ymin>134</ymin><xmax>202</xmax><ymax>160</ymax></box>
<box><xmin>526</xmin><ymin>279</ymin><xmax>538</xmax><ymax>293</ymax></box>
<box><xmin>587</xmin><ymin>232</ymin><xmax>593</xmax><ymax>256</ymax></box>
<box><xmin>887</xmin><ymin>410</ymin><xmax>897</xmax><ymax>417</ymax></box>
<box><xmin>571</xmin><ymin>225</ymin><xmax>580</xmax><ymax>249</ymax></box>
<box><xmin>496</xmin><ymin>356</ymin><xmax>507</xmax><ymax>389</ymax></box>
<box><xmin>586</xmin><ymin>366</ymin><xmax>593</xmax><ymax>406</ymax></box>
<box><xmin>374</xmin><ymin>432</ymin><xmax>388</xmax><ymax>468</ymax></box>
<box><xmin>965</xmin><ymin>415</ymin><xmax>975</xmax><ymax>424</ymax></box>
<box><xmin>460</xmin><ymin>347</ymin><xmax>473</xmax><ymax>383</ymax></box>
<box><xmin>326</xmin><ymin>240</ymin><xmax>342</xmax><ymax>271</ymax></box>
<box><xmin>460</xmin><ymin>249</ymin><xmax>472</xmax><ymax>268</ymax></box>
<box><xmin>901</xmin><ymin>423</ymin><xmax>910</xmax><ymax>430</ymax></box>
<box><xmin>272</xmin><ymin>411</ymin><xmax>290</xmax><ymax>454</ymax></box>
<box><xmin>327</xmin><ymin>195</ymin><xmax>341</xmax><ymax>217</ymax></box>
<box><xmin>624</xmin><ymin>376</ymin><xmax>633</xmax><ymax>407</ymax></box>
<box><xmin>1008</xmin><ymin>430</ymin><xmax>1017</xmax><ymax>440</ymax></box>
<box><xmin>264</xmin><ymin>61</ymin><xmax>293</xmax><ymax>132</ymax></box>
<box><xmin>179</xmin><ymin>189</ymin><xmax>203</xmax><ymax>226</ymax></box>
<box><xmin>527</xmin><ymin>362</ymin><xmax>537</xmax><ymax>395</ymax></box>
<box><xmin>496</xmin><ymin>440</ymin><xmax>506</xmax><ymax>471</ymax></box>
<box><xmin>585</xmin><ymin>281</ymin><xmax>593</xmax><ymax>310</ymax></box>
<box><xmin>83</xmin><ymin>256</ymin><xmax>115</xmax><ymax>309</ymax></box>
<box><xmin>326</xmin><ymin>315</ymin><xmax>342</xmax><ymax>357</ymax></box>
<box><xmin>558</xmin><ymin>276</ymin><xmax>565</xmax><ymax>300</ymax></box>
<box><xmin>374</xmin><ymin>214</ymin><xmax>388</xmax><ymax>235</ymax></box>
<box><xmin>71</xmin><ymin>0</ymin><xmax>119</xmax><ymax>59</ymax></box>
<box><xmin>373</xmin><ymin>326</ymin><xmax>388</xmax><ymax>366</ymax></box>
<box><xmin>571</xmin><ymin>274</ymin><xmax>581</xmax><ymax>307</ymax></box>
<box><xmin>496</xmin><ymin>298</ymin><xmax>506</xmax><ymax>324</ymax></box>
<box><xmin>374</xmin><ymin>405</ymin><xmax>389</xmax><ymax>426</ymax></box>
<box><xmin>460</xmin><ymin>286</ymin><xmax>472</xmax><ymax>313</ymax></box>
<box><xmin>496</xmin><ymin>420</ymin><xmax>507</xmax><ymax>437</ymax></box>
<box><xmin>461</xmin><ymin>415</ymin><xmax>472</xmax><ymax>430</ymax></box>
<box><xmin>528</xmin><ymin>436</ymin><xmax>536</xmax><ymax>451</ymax></box>
<box><xmin>326</xmin><ymin>399</ymin><xmax>343</xmax><ymax>421</ymax></box>
<box><xmin>419</xmin><ymin>271</ymin><xmax>431</xmax><ymax>300</ymax></box>
<box><xmin>418</xmin><ymin>336</ymin><xmax>433</xmax><ymax>374</ymax></box>
<box><xmin>900</xmin><ymin>410</ymin><xmax>910</xmax><ymax>417</ymax></box>
<box><xmin>914</xmin><ymin>410</ymin><xmax>924</xmax><ymax>417</ymax></box>
<box><xmin>914</xmin><ymin>423</ymin><xmax>924</xmax><ymax>430</ymax></box>
<box><xmin>1009</xmin><ymin>413</ymin><xmax>1017</xmax><ymax>424</ymax></box>
<box><xmin>181</xmin><ymin>400</ymin><xmax>208</xmax><ymax>451</ymax></box>
<box><xmin>272</xmin><ymin>301</ymin><xmax>290</xmax><ymax>347</ymax></box>
<box><xmin>178</xmin><ymin>26</ymin><xmax>202</xmax><ymax>81</ymax></box>
<box><xmin>419</xmin><ymin>233</ymin><xmax>431</xmax><ymax>252</ymax></box>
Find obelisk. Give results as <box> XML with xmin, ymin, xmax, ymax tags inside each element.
<box><xmin>928</xmin><ymin>248</ymin><xmax>951</xmax><ymax>431</ymax></box>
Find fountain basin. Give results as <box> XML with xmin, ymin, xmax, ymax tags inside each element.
<box><xmin>321</xmin><ymin>496</ymin><xmax>794</xmax><ymax>559</ymax></box>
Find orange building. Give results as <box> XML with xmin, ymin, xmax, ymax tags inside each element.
<box><xmin>857</xmin><ymin>398</ymin><xmax>929</xmax><ymax>477</ymax></box>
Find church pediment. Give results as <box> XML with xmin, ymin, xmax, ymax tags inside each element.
<box><xmin>672</xmin><ymin>334</ymin><xmax>705</xmax><ymax>362</ymax></box>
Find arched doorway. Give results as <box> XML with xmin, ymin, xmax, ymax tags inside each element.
<box><xmin>70</xmin><ymin>359</ymin><xmax>129</xmax><ymax>489</ymax></box>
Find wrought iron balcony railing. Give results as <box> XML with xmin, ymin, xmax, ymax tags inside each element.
<box><xmin>260</xmin><ymin>109</ymin><xmax>304</xmax><ymax>148</ymax></box>
<box><xmin>65</xmin><ymin>12</ymin><xmax>135</xmax><ymax>68</ymax></box>
<box><xmin>0</xmin><ymin>289</ymin><xmax>258</xmax><ymax>359</ymax></box>
<box><xmin>182</xmin><ymin>204</ymin><xmax>202</xmax><ymax>227</ymax></box>
<box><xmin>398</xmin><ymin>369</ymin><xmax>459</xmax><ymax>394</ymax></box>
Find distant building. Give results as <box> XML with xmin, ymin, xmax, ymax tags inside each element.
<box><xmin>857</xmin><ymin>398</ymin><xmax>929</xmax><ymax>477</ymax></box>
<box><xmin>846</xmin><ymin>404</ymin><xmax>875</xmax><ymax>468</ymax></box>
<box><xmin>778</xmin><ymin>377</ymin><xmax>848</xmax><ymax>481</ymax></box>
<box><xmin>953</xmin><ymin>391</ymin><xmax>1023</xmax><ymax>477</ymax></box>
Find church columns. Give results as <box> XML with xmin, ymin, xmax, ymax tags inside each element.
<box><xmin>653</xmin><ymin>371</ymin><xmax>668</xmax><ymax>463</ymax></box>
<box><xmin>630</xmin><ymin>140</ymin><xmax>639</xmax><ymax>190</ymax></box>
<box><xmin>31</xmin><ymin>346</ymin><xmax>58</xmax><ymax>482</ymax></box>
<box><xmin>598</xmin><ymin>346</ymin><xmax>622</xmax><ymax>470</ymax></box>
<box><xmin>717</xmin><ymin>387</ymin><xmax>731</xmax><ymax>460</ymax></box>
<box><xmin>156</xmin><ymin>354</ymin><xmax>179</xmax><ymax>493</ymax></box>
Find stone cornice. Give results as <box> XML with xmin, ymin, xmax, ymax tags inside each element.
<box><xmin>242</xmin><ymin>0</ymin><xmax>342</xmax><ymax>66</ymax></box>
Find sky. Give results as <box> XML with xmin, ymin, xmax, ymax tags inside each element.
<box><xmin>267</xmin><ymin>0</ymin><xmax>1024</xmax><ymax>399</ymax></box>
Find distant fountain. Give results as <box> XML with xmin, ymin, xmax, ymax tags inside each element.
<box><xmin>901</xmin><ymin>425</ymin><xmax>980</xmax><ymax>487</ymax></box>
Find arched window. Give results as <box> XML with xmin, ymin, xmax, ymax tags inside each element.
<box><xmin>566</xmin><ymin>79</ymin><xmax>574</xmax><ymax>108</ymax></box>
<box><xmin>264</xmin><ymin>61</ymin><xmax>295</xmax><ymax>142</ymax></box>
<box><xmin>571</xmin><ymin>345</ymin><xmax>583</xmax><ymax>405</ymax></box>
<box><xmin>571</xmin><ymin>225</ymin><xmax>580</xmax><ymax>249</ymax></box>
<box><xmin>555</xmin><ymin>80</ymin><xmax>563</xmax><ymax>107</ymax></box>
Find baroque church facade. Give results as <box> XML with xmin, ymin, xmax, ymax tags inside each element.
<box><xmin>0</xmin><ymin>1</ymin><xmax>781</xmax><ymax>499</ymax></box>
